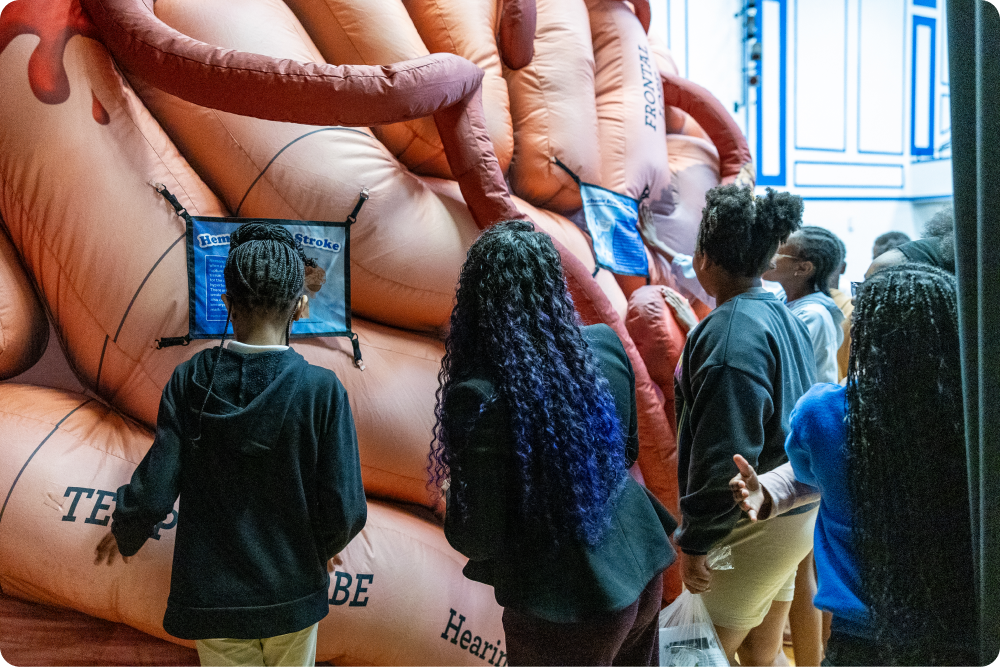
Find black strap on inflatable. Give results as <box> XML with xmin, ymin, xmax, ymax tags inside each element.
<box><xmin>154</xmin><ymin>184</ymin><xmax>194</xmax><ymax>349</ymax></box>
<box><xmin>346</xmin><ymin>187</ymin><xmax>370</xmax><ymax>225</ymax></box>
<box><xmin>550</xmin><ymin>157</ymin><xmax>599</xmax><ymax>277</ymax></box>
<box><xmin>550</xmin><ymin>156</ymin><xmax>582</xmax><ymax>185</ymax></box>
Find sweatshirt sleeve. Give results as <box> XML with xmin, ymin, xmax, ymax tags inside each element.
<box><xmin>314</xmin><ymin>383</ymin><xmax>367</xmax><ymax>563</ymax></box>
<box><xmin>443</xmin><ymin>383</ymin><xmax>507</xmax><ymax>562</ymax></box>
<box><xmin>111</xmin><ymin>372</ymin><xmax>185</xmax><ymax>557</ymax></box>
<box><xmin>757</xmin><ymin>462</ymin><xmax>820</xmax><ymax>518</ymax></box>
<box><xmin>675</xmin><ymin>364</ymin><xmax>773</xmax><ymax>554</ymax></box>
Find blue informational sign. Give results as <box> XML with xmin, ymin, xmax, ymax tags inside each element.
<box><xmin>187</xmin><ymin>217</ymin><xmax>350</xmax><ymax>339</ymax></box>
<box><xmin>580</xmin><ymin>183</ymin><xmax>649</xmax><ymax>277</ymax></box>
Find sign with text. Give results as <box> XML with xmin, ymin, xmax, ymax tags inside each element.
<box><xmin>187</xmin><ymin>217</ymin><xmax>351</xmax><ymax>339</ymax></box>
<box><xmin>580</xmin><ymin>183</ymin><xmax>648</xmax><ymax>277</ymax></box>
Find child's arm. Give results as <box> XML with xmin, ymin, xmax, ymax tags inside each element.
<box><xmin>314</xmin><ymin>383</ymin><xmax>367</xmax><ymax>563</ymax></box>
<box><xmin>110</xmin><ymin>373</ymin><xmax>185</xmax><ymax>557</ymax></box>
<box><xmin>675</xmin><ymin>365</ymin><xmax>772</xmax><ymax>554</ymax></box>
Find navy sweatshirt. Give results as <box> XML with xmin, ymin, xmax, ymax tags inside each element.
<box><xmin>674</xmin><ymin>288</ymin><xmax>815</xmax><ymax>554</ymax></box>
<box><xmin>111</xmin><ymin>346</ymin><xmax>367</xmax><ymax>640</ymax></box>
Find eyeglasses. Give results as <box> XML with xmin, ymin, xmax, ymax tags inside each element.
<box><xmin>851</xmin><ymin>281</ymin><xmax>864</xmax><ymax>298</ymax></box>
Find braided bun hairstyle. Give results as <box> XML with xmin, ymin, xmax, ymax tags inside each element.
<box><xmin>697</xmin><ymin>185</ymin><xmax>803</xmax><ymax>277</ymax></box>
<box><xmin>224</xmin><ymin>222</ymin><xmax>312</xmax><ymax>317</ymax></box>
<box><xmin>794</xmin><ymin>226</ymin><xmax>844</xmax><ymax>296</ymax></box>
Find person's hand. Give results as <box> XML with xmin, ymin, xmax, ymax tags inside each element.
<box><xmin>729</xmin><ymin>454</ymin><xmax>771</xmax><ymax>521</ymax></box>
<box><xmin>661</xmin><ymin>286</ymin><xmax>698</xmax><ymax>333</ymax></box>
<box><xmin>636</xmin><ymin>204</ymin><xmax>663</xmax><ymax>250</ymax></box>
<box><xmin>94</xmin><ymin>531</ymin><xmax>129</xmax><ymax>566</ymax></box>
<box><xmin>680</xmin><ymin>551</ymin><xmax>712</xmax><ymax>594</ymax></box>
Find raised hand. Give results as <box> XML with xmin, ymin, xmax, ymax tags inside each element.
<box><xmin>729</xmin><ymin>454</ymin><xmax>770</xmax><ymax>521</ymax></box>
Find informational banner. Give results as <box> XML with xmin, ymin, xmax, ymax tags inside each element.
<box><xmin>186</xmin><ymin>216</ymin><xmax>351</xmax><ymax>339</ymax></box>
<box><xmin>580</xmin><ymin>182</ymin><xmax>649</xmax><ymax>277</ymax></box>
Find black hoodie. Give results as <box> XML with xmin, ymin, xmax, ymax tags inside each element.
<box><xmin>112</xmin><ymin>346</ymin><xmax>367</xmax><ymax>640</ymax></box>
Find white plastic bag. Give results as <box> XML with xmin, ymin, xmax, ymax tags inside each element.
<box><xmin>658</xmin><ymin>590</ymin><xmax>729</xmax><ymax>666</ymax></box>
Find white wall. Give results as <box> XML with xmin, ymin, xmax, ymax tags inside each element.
<box><xmin>654</xmin><ymin>0</ymin><xmax>954</xmax><ymax>283</ymax></box>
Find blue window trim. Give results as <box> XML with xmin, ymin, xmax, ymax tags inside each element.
<box><xmin>757</xmin><ymin>0</ymin><xmax>787</xmax><ymax>186</ymax></box>
<box><xmin>913</xmin><ymin>0</ymin><xmax>936</xmax><ymax>7</ymax></box>
<box><xmin>910</xmin><ymin>15</ymin><xmax>936</xmax><ymax>156</ymax></box>
<box><xmin>793</xmin><ymin>0</ymin><xmax>848</xmax><ymax>152</ymax></box>
<box><xmin>857</xmin><ymin>0</ymin><xmax>907</xmax><ymax>155</ymax></box>
<box><xmin>792</xmin><ymin>161</ymin><xmax>905</xmax><ymax>189</ymax></box>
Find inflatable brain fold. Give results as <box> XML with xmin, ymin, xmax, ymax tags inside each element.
<box><xmin>0</xmin><ymin>0</ymin><xmax>750</xmax><ymax>660</ymax></box>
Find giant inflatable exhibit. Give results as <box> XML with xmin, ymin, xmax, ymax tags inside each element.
<box><xmin>0</xmin><ymin>0</ymin><xmax>752</xmax><ymax>662</ymax></box>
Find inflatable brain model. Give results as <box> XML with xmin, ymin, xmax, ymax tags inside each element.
<box><xmin>0</xmin><ymin>0</ymin><xmax>752</xmax><ymax>662</ymax></box>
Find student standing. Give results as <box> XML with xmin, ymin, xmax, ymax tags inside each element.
<box><xmin>675</xmin><ymin>185</ymin><xmax>817</xmax><ymax>665</ymax></box>
<box><xmin>763</xmin><ymin>226</ymin><xmax>846</xmax><ymax>385</ymax></box>
<box><xmin>731</xmin><ymin>264</ymin><xmax>976</xmax><ymax>665</ymax></box>
<box><xmin>94</xmin><ymin>223</ymin><xmax>367</xmax><ymax>667</ymax></box>
<box><xmin>431</xmin><ymin>220</ymin><xmax>676</xmax><ymax>666</ymax></box>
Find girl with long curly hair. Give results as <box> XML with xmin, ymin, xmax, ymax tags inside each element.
<box><xmin>730</xmin><ymin>264</ymin><xmax>976</xmax><ymax>665</ymax></box>
<box><xmin>429</xmin><ymin>219</ymin><xmax>677</xmax><ymax>666</ymax></box>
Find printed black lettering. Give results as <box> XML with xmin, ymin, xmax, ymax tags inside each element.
<box><xmin>62</xmin><ymin>487</ymin><xmax>94</xmax><ymax>522</ymax></box>
<box><xmin>489</xmin><ymin>643</ymin><xmax>500</xmax><ymax>665</ymax></box>
<box><xmin>497</xmin><ymin>649</ymin><xmax>507</xmax><ymax>666</ymax></box>
<box><xmin>150</xmin><ymin>509</ymin><xmax>178</xmax><ymax>540</ymax></box>
<box><xmin>469</xmin><ymin>636</ymin><xmax>482</xmax><ymax>655</ymax></box>
<box><xmin>330</xmin><ymin>571</ymin><xmax>353</xmax><ymax>605</ymax></box>
<box><xmin>84</xmin><ymin>489</ymin><xmax>116</xmax><ymax>526</ymax></box>
<box><xmin>350</xmin><ymin>573</ymin><xmax>373</xmax><ymax>607</ymax></box>
<box><xmin>480</xmin><ymin>641</ymin><xmax>494</xmax><ymax>660</ymax></box>
<box><xmin>460</xmin><ymin>630</ymin><xmax>472</xmax><ymax>649</ymax></box>
<box><xmin>441</xmin><ymin>608</ymin><xmax>466</xmax><ymax>643</ymax></box>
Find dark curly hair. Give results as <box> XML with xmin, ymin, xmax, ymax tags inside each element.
<box><xmin>429</xmin><ymin>220</ymin><xmax>629</xmax><ymax>547</ymax></box>
<box><xmin>847</xmin><ymin>264</ymin><xmax>975</xmax><ymax>664</ymax></box>
<box><xmin>922</xmin><ymin>207</ymin><xmax>956</xmax><ymax>273</ymax></box>
<box><xmin>793</xmin><ymin>226</ymin><xmax>844</xmax><ymax>296</ymax></box>
<box><xmin>696</xmin><ymin>185</ymin><xmax>803</xmax><ymax>277</ymax></box>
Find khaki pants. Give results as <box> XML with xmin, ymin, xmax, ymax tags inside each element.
<box><xmin>700</xmin><ymin>506</ymin><xmax>818</xmax><ymax>632</ymax></box>
<box><xmin>195</xmin><ymin>623</ymin><xmax>319</xmax><ymax>667</ymax></box>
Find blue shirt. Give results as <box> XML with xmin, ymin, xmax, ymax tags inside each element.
<box><xmin>784</xmin><ymin>383</ymin><xmax>872</xmax><ymax>638</ymax></box>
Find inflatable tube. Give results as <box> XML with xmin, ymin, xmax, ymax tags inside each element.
<box><xmin>399</xmin><ymin>0</ymin><xmax>514</xmax><ymax>175</ymax></box>
<box><xmin>497</xmin><ymin>0</ymin><xmax>536</xmax><ymax>70</ymax></box>
<box><xmin>283</xmin><ymin>0</ymin><xmax>453</xmax><ymax>179</ymax></box>
<box><xmin>0</xmin><ymin>224</ymin><xmax>48</xmax><ymax>380</ymax></box>
<box><xmin>80</xmin><ymin>0</ymin><xmax>520</xmax><ymax>229</ymax></box>
<box><xmin>625</xmin><ymin>285</ymin><xmax>687</xmax><ymax>436</ymax></box>
<box><xmin>661</xmin><ymin>73</ymin><xmax>754</xmax><ymax>187</ymax></box>
<box><xmin>504</xmin><ymin>0</ymin><xmax>602</xmax><ymax>214</ymax></box>
<box><xmin>0</xmin><ymin>384</ymin><xmax>506</xmax><ymax>666</ymax></box>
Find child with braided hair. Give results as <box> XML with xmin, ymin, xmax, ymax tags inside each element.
<box><xmin>94</xmin><ymin>222</ymin><xmax>367</xmax><ymax>667</ymax></box>
<box><xmin>730</xmin><ymin>264</ymin><xmax>975</xmax><ymax>665</ymax></box>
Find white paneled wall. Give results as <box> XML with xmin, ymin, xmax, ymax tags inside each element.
<box><xmin>650</xmin><ymin>0</ymin><xmax>953</xmax><ymax>284</ymax></box>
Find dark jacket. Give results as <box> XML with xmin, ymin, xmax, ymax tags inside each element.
<box><xmin>674</xmin><ymin>287</ymin><xmax>815</xmax><ymax>554</ymax></box>
<box><xmin>443</xmin><ymin>324</ymin><xmax>677</xmax><ymax>623</ymax></box>
<box><xmin>112</xmin><ymin>346</ymin><xmax>367</xmax><ymax>640</ymax></box>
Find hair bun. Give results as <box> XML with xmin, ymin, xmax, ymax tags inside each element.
<box><xmin>229</xmin><ymin>222</ymin><xmax>297</xmax><ymax>251</ymax></box>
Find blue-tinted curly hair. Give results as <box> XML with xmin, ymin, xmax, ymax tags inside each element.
<box><xmin>429</xmin><ymin>220</ymin><xmax>629</xmax><ymax>547</ymax></box>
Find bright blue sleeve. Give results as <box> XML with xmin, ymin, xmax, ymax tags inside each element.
<box><xmin>784</xmin><ymin>384</ymin><xmax>847</xmax><ymax>489</ymax></box>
